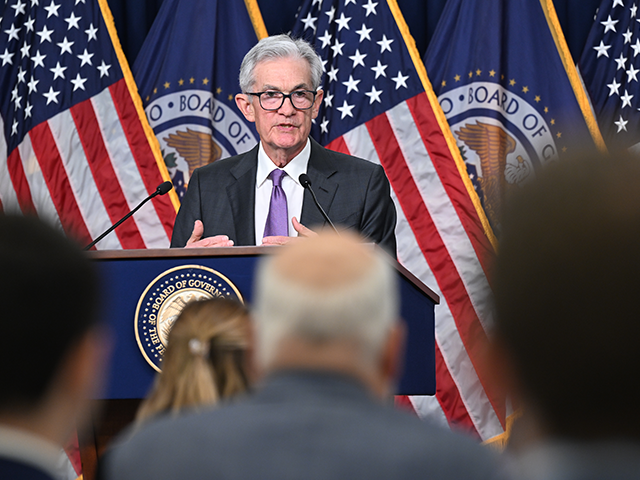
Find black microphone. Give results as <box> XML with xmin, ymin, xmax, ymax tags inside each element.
<box><xmin>299</xmin><ymin>173</ymin><xmax>339</xmax><ymax>234</ymax></box>
<box><xmin>84</xmin><ymin>181</ymin><xmax>174</xmax><ymax>250</ymax></box>
<box><xmin>156</xmin><ymin>180</ymin><xmax>173</xmax><ymax>195</ymax></box>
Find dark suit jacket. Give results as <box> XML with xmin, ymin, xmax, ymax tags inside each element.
<box><xmin>0</xmin><ymin>458</ymin><xmax>55</xmax><ymax>480</ymax></box>
<box><xmin>170</xmin><ymin>138</ymin><xmax>397</xmax><ymax>256</ymax></box>
<box><xmin>105</xmin><ymin>371</ymin><xmax>500</xmax><ymax>480</ymax></box>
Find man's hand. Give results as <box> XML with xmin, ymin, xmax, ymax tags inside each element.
<box><xmin>262</xmin><ymin>217</ymin><xmax>317</xmax><ymax>245</ymax></box>
<box><xmin>185</xmin><ymin>220</ymin><xmax>234</xmax><ymax>248</ymax></box>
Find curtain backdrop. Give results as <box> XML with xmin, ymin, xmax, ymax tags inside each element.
<box><xmin>107</xmin><ymin>0</ymin><xmax>601</xmax><ymax>67</ymax></box>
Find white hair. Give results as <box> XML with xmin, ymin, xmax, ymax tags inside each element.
<box><xmin>238</xmin><ymin>34</ymin><xmax>324</xmax><ymax>93</ymax></box>
<box><xmin>253</xmin><ymin>248</ymin><xmax>399</xmax><ymax>369</ymax></box>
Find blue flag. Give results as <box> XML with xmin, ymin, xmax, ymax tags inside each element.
<box><xmin>425</xmin><ymin>0</ymin><xmax>604</xmax><ymax>233</ymax></box>
<box><xmin>133</xmin><ymin>0</ymin><xmax>266</xmax><ymax>200</ymax></box>
<box><xmin>579</xmin><ymin>0</ymin><xmax>640</xmax><ymax>151</ymax></box>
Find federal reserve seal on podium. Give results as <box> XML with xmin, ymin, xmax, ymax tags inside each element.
<box><xmin>134</xmin><ymin>265</ymin><xmax>243</xmax><ymax>371</ymax></box>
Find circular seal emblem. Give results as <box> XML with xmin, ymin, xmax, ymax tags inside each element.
<box><xmin>134</xmin><ymin>265</ymin><xmax>243</xmax><ymax>372</ymax></box>
<box><xmin>437</xmin><ymin>81</ymin><xmax>560</xmax><ymax>233</ymax></box>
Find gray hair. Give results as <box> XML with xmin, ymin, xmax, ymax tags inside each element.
<box><xmin>253</xmin><ymin>245</ymin><xmax>399</xmax><ymax>370</ymax></box>
<box><xmin>239</xmin><ymin>34</ymin><xmax>324</xmax><ymax>92</ymax></box>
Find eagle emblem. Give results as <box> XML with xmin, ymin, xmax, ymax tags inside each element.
<box><xmin>456</xmin><ymin>121</ymin><xmax>531</xmax><ymax>228</ymax></box>
<box><xmin>134</xmin><ymin>265</ymin><xmax>244</xmax><ymax>372</ymax></box>
<box><xmin>163</xmin><ymin>128</ymin><xmax>223</xmax><ymax>179</ymax></box>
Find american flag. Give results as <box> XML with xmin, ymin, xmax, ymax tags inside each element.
<box><xmin>580</xmin><ymin>0</ymin><xmax>640</xmax><ymax>151</ymax></box>
<box><xmin>0</xmin><ymin>0</ymin><xmax>178</xmax><ymax>249</ymax></box>
<box><xmin>292</xmin><ymin>0</ymin><xmax>502</xmax><ymax>439</ymax></box>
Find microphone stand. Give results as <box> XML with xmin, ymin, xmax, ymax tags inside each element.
<box><xmin>299</xmin><ymin>174</ymin><xmax>339</xmax><ymax>234</ymax></box>
<box><xmin>84</xmin><ymin>182</ymin><xmax>173</xmax><ymax>251</ymax></box>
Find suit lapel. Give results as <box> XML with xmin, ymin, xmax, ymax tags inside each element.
<box><xmin>227</xmin><ymin>146</ymin><xmax>258</xmax><ymax>245</ymax></box>
<box><xmin>301</xmin><ymin>139</ymin><xmax>338</xmax><ymax>228</ymax></box>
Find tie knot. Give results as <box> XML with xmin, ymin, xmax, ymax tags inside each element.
<box><xmin>269</xmin><ymin>169</ymin><xmax>286</xmax><ymax>186</ymax></box>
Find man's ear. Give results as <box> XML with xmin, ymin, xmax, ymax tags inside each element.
<box><xmin>38</xmin><ymin>326</ymin><xmax>111</xmax><ymax>445</ymax></box>
<box><xmin>246</xmin><ymin>316</ymin><xmax>263</xmax><ymax>382</ymax></box>
<box><xmin>485</xmin><ymin>335</ymin><xmax>520</xmax><ymax>409</ymax></box>
<box><xmin>380</xmin><ymin>321</ymin><xmax>406</xmax><ymax>387</ymax></box>
<box><xmin>311</xmin><ymin>89</ymin><xmax>324</xmax><ymax>120</ymax></box>
<box><xmin>235</xmin><ymin>94</ymin><xmax>256</xmax><ymax>123</ymax></box>
<box><xmin>64</xmin><ymin>327</ymin><xmax>111</xmax><ymax>405</ymax></box>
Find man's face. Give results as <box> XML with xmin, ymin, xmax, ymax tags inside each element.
<box><xmin>236</xmin><ymin>56</ymin><xmax>323</xmax><ymax>166</ymax></box>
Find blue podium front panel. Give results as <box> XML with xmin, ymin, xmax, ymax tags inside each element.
<box><xmin>91</xmin><ymin>248</ymin><xmax>437</xmax><ymax>398</ymax></box>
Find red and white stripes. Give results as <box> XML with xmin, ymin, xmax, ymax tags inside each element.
<box><xmin>327</xmin><ymin>92</ymin><xmax>505</xmax><ymax>441</ymax></box>
<box><xmin>0</xmin><ymin>79</ymin><xmax>176</xmax><ymax>249</ymax></box>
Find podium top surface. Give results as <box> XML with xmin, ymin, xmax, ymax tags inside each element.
<box><xmin>88</xmin><ymin>246</ymin><xmax>439</xmax><ymax>304</ymax></box>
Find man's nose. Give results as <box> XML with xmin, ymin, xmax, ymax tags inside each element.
<box><xmin>278</xmin><ymin>95</ymin><xmax>297</xmax><ymax>115</ymax></box>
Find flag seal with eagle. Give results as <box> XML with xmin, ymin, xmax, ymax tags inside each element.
<box><xmin>425</xmin><ymin>0</ymin><xmax>604</xmax><ymax>235</ymax></box>
<box><xmin>132</xmin><ymin>0</ymin><xmax>267</xmax><ymax>201</ymax></box>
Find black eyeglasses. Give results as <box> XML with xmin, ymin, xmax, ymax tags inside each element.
<box><xmin>246</xmin><ymin>90</ymin><xmax>317</xmax><ymax>111</ymax></box>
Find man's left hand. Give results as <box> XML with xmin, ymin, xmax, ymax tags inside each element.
<box><xmin>262</xmin><ymin>217</ymin><xmax>317</xmax><ymax>245</ymax></box>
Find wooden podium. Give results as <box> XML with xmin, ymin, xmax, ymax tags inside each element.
<box><xmin>81</xmin><ymin>246</ymin><xmax>439</xmax><ymax>478</ymax></box>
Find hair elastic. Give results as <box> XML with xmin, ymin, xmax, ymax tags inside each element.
<box><xmin>188</xmin><ymin>338</ymin><xmax>210</xmax><ymax>358</ymax></box>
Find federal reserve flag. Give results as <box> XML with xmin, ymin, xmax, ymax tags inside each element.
<box><xmin>580</xmin><ymin>0</ymin><xmax>640</xmax><ymax>151</ymax></box>
<box><xmin>426</xmin><ymin>0</ymin><xmax>605</xmax><ymax>235</ymax></box>
<box><xmin>423</xmin><ymin>0</ymin><xmax>605</xmax><ymax>442</ymax></box>
<box><xmin>293</xmin><ymin>0</ymin><xmax>504</xmax><ymax>440</ymax></box>
<box><xmin>133</xmin><ymin>0</ymin><xmax>267</xmax><ymax>201</ymax></box>
<box><xmin>0</xmin><ymin>0</ymin><xmax>178</xmax><ymax>249</ymax></box>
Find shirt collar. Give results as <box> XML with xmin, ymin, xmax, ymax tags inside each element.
<box><xmin>0</xmin><ymin>424</ymin><xmax>63</xmax><ymax>479</ymax></box>
<box><xmin>256</xmin><ymin>138</ymin><xmax>311</xmax><ymax>187</ymax></box>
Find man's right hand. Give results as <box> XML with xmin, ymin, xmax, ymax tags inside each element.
<box><xmin>185</xmin><ymin>220</ymin><xmax>235</xmax><ymax>248</ymax></box>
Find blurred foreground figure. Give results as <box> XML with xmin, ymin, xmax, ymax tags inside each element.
<box><xmin>493</xmin><ymin>153</ymin><xmax>640</xmax><ymax>480</ymax></box>
<box><xmin>136</xmin><ymin>298</ymin><xmax>251</xmax><ymax>423</ymax></box>
<box><xmin>0</xmin><ymin>215</ymin><xmax>106</xmax><ymax>480</ymax></box>
<box><xmin>105</xmin><ymin>232</ymin><xmax>499</xmax><ymax>480</ymax></box>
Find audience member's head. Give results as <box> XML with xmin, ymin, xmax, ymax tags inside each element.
<box><xmin>254</xmin><ymin>231</ymin><xmax>401</xmax><ymax>396</ymax></box>
<box><xmin>0</xmin><ymin>214</ymin><xmax>104</xmax><ymax>445</ymax></box>
<box><xmin>136</xmin><ymin>298</ymin><xmax>251</xmax><ymax>422</ymax></box>
<box><xmin>493</xmin><ymin>152</ymin><xmax>640</xmax><ymax>441</ymax></box>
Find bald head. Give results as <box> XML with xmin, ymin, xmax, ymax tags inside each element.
<box><xmin>271</xmin><ymin>232</ymin><xmax>377</xmax><ymax>290</ymax></box>
<box><xmin>254</xmin><ymin>232</ymin><xmax>399</xmax><ymax>378</ymax></box>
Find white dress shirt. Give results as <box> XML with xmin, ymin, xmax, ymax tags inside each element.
<box><xmin>255</xmin><ymin>139</ymin><xmax>310</xmax><ymax>244</ymax></box>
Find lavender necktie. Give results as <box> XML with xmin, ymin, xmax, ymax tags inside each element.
<box><xmin>263</xmin><ymin>169</ymin><xmax>288</xmax><ymax>237</ymax></box>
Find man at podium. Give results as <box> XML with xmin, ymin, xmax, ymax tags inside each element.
<box><xmin>170</xmin><ymin>34</ymin><xmax>397</xmax><ymax>256</ymax></box>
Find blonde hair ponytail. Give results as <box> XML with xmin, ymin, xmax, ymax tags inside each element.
<box><xmin>136</xmin><ymin>298</ymin><xmax>250</xmax><ymax>423</ymax></box>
